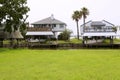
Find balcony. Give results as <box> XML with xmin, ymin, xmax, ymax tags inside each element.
<box><xmin>83</xmin><ymin>27</ymin><xmax>115</xmax><ymax>33</ymax></box>
<box><xmin>27</xmin><ymin>27</ymin><xmax>52</xmax><ymax>31</ymax></box>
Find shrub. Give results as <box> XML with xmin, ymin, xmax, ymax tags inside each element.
<box><xmin>58</xmin><ymin>29</ymin><xmax>72</xmax><ymax>41</ymax></box>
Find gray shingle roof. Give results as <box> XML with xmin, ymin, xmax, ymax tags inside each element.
<box><xmin>32</xmin><ymin>17</ymin><xmax>66</xmax><ymax>25</ymax></box>
<box><xmin>81</xmin><ymin>20</ymin><xmax>114</xmax><ymax>27</ymax></box>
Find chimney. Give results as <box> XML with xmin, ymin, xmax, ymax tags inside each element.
<box><xmin>51</xmin><ymin>14</ymin><xmax>54</xmax><ymax>20</ymax></box>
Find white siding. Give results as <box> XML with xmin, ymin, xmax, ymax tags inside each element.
<box><xmin>52</xmin><ymin>24</ymin><xmax>66</xmax><ymax>32</ymax></box>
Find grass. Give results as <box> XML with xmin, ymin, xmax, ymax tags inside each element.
<box><xmin>114</xmin><ymin>39</ymin><xmax>120</xmax><ymax>43</ymax></box>
<box><xmin>3</xmin><ymin>38</ymin><xmax>82</xmax><ymax>45</ymax></box>
<box><xmin>0</xmin><ymin>49</ymin><xmax>120</xmax><ymax>80</ymax></box>
<box><xmin>3</xmin><ymin>40</ymin><xmax>26</xmax><ymax>45</ymax></box>
<box><xmin>103</xmin><ymin>39</ymin><xmax>120</xmax><ymax>44</ymax></box>
<box><xmin>58</xmin><ymin>38</ymin><xmax>82</xmax><ymax>44</ymax></box>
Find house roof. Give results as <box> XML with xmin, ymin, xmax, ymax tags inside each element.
<box><xmin>32</xmin><ymin>17</ymin><xmax>66</xmax><ymax>25</ymax></box>
<box><xmin>0</xmin><ymin>24</ymin><xmax>24</xmax><ymax>39</ymax></box>
<box><xmin>103</xmin><ymin>20</ymin><xmax>115</xmax><ymax>26</ymax></box>
<box><xmin>26</xmin><ymin>31</ymin><xmax>54</xmax><ymax>36</ymax></box>
<box><xmin>81</xmin><ymin>20</ymin><xmax>114</xmax><ymax>27</ymax></box>
<box><xmin>10</xmin><ymin>31</ymin><xmax>23</xmax><ymax>39</ymax></box>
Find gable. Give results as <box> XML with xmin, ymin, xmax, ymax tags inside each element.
<box><xmin>81</xmin><ymin>20</ymin><xmax>114</xmax><ymax>27</ymax></box>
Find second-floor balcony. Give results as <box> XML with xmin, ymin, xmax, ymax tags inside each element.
<box><xmin>27</xmin><ymin>27</ymin><xmax>52</xmax><ymax>31</ymax></box>
<box><xmin>83</xmin><ymin>27</ymin><xmax>116</xmax><ymax>32</ymax></box>
<box><xmin>27</xmin><ymin>26</ymin><xmax>66</xmax><ymax>32</ymax></box>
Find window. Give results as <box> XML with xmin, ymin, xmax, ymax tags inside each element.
<box><xmin>53</xmin><ymin>24</ymin><xmax>56</xmax><ymax>27</ymax></box>
<box><xmin>60</xmin><ymin>24</ymin><xmax>64</xmax><ymax>28</ymax></box>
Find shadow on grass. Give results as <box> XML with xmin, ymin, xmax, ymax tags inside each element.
<box><xmin>0</xmin><ymin>48</ymin><xmax>11</xmax><ymax>53</ymax></box>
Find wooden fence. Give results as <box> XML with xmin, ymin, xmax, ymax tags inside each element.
<box><xmin>2</xmin><ymin>43</ymin><xmax>120</xmax><ymax>49</ymax></box>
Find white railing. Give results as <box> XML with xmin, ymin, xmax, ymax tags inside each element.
<box><xmin>52</xmin><ymin>27</ymin><xmax>65</xmax><ymax>32</ymax></box>
<box><xmin>83</xmin><ymin>28</ymin><xmax>114</xmax><ymax>32</ymax></box>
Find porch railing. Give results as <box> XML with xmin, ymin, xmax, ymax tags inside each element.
<box><xmin>83</xmin><ymin>28</ymin><xmax>115</xmax><ymax>32</ymax></box>
<box><xmin>27</xmin><ymin>27</ymin><xmax>52</xmax><ymax>31</ymax></box>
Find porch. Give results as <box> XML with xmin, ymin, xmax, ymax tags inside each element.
<box><xmin>83</xmin><ymin>27</ymin><xmax>115</xmax><ymax>32</ymax></box>
<box><xmin>27</xmin><ymin>27</ymin><xmax>52</xmax><ymax>31</ymax></box>
<box><xmin>81</xmin><ymin>32</ymin><xmax>120</xmax><ymax>44</ymax></box>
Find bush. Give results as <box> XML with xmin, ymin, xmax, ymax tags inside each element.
<box><xmin>58</xmin><ymin>29</ymin><xmax>72</xmax><ymax>41</ymax></box>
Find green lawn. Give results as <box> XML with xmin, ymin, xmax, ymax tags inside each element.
<box><xmin>103</xmin><ymin>39</ymin><xmax>120</xmax><ymax>44</ymax></box>
<box><xmin>0</xmin><ymin>49</ymin><xmax>120</xmax><ymax>80</ymax></box>
<box><xmin>57</xmin><ymin>38</ymin><xmax>82</xmax><ymax>44</ymax></box>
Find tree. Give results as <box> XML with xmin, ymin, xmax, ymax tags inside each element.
<box><xmin>72</xmin><ymin>11</ymin><xmax>82</xmax><ymax>40</ymax></box>
<box><xmin>0</xmin><ymin>1</ymin><xmax>7</xmax><ymax>47</ymax></box>
<box><xmin>80</xmin><ymin>7</ymin><xmax>89</xmax><ymax>44</ymax></box>
<box><xmin>81</xmin><ymin>7</ymin><xmax>89</xmax><ymax>29</ymax></box>
<box><xmin>4</xmin><ymin>0</ymin><xmax>29</xmax><ymax>32</ymax></box>
<box><xmin>0</xmin><ymin>0</ymin><xmax>29</xmax><ymax>47</ymax></box>
<box><xmin>58</xmin><ymin>29</ymin><xmax>72</xmax><ymax>41</ymax></box>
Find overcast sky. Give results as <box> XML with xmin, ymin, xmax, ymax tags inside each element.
<box><xmin>27</xmin><ymin>0</ymin><xmax>120</xmax><ymax>34</ymax></box>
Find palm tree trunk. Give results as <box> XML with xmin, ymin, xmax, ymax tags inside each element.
<box><xmin>76</xmin><ymin>21</ymin><xmax>79</xmax><ymax>40</ymax></box>
<box><xmin>82</xmin><ymin>17</ymin><xmax>86</xmax><ymax>44</ymax></box>
<box><xmin>83</xmin><ymin>17</ymin><xmax>85</xmax><ymax>32</ymax></box>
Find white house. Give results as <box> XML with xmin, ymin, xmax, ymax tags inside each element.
<box><xmin>80</xmin><ymin>20</ymin><xmax>118</xmax><ymax>44</ymax></box>
<box><xmin>26</xmin><ymin>15</ymin><xmax>66</xmax><ymax>41</ymax></box>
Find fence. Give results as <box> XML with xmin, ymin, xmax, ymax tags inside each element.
<box><xmin>1</xmin><ymin>42</ymin><xmax>120</xmax><ymax>49</ymax></box>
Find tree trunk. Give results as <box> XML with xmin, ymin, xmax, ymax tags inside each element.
<box><xmin>76</xmin><ymin>21</ymin><xmax>79</xmax><ymax>40</ymax></box>
<box><xmin>0</xmin><ymin>39</ymin><xmax>3</xmax><ymax>47</ymax></box>
<box><xmin>82</xmin><ymin>17</ymin><xmax>86</xmax><ymax>43</ymax></box>
<box><xmin>17</xmin><ymin>39</ymin><xmax>19</xmax><ymax>47</ymax></box>
<box><xmin>110</xmin><ymin>36</ymin><xmax>113</xmax><ymax>44</ymax></box>
<box><xmin>83</xmin><ymin>17</ymin><xmax>85</xmax><ymax>32</ymax></box>
<box><xmin>10</xmin><ymin>38</ymin><xmax>14</xmax><ymax>47</ymax></box>
<box><xmin>82</xmin><ymin>37</ymin><xmax>85</xmax><ymax>44</ymax></box>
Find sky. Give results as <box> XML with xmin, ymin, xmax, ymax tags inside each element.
<box><xmin>27</xmin><ymin>0</ymin><xmax>120</xmax><ymax>34</ymax></box>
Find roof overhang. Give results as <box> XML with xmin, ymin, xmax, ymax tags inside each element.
<box><xmin>26</xmin><ymin>31</ymin><xmax>54</xmax><ymax>36</ymax></box>
<box><xmin>81</xmin><ymin>32</ymin><xmax>120</xmax><ymax>37</ymax></box>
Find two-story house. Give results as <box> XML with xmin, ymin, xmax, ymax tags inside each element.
<box><xmin>26</xmin><ymin>15</ymin><xmax>66</xmax><ymax>42</ymax></box>
<box><xmin>80</xmin><ymin>20</ymin><xmax>117</xmax><ymax>44</ymax></box>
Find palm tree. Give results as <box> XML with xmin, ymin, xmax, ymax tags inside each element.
<box><xmin>80</xmin><ymin>7</ymin><xmax>89</xmax><ymax>44</ymax></box>
<box><xmin>72</xmin><ymin>11</ymin><xmax>82</xmax><ymax>40</ymax></box>
<box><xmin>81</xmin><ymin>7</ymin><xmax>89</xmax><ymax>29</ymax></box>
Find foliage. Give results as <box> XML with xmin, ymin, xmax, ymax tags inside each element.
<box><xmin>72</xmin><ymin>10</ymin><xmax>82</xmax><ymax>40</ymax></box>
<box><xmin>72</xmin><ymin>7</ymin><xmax>89</xmax><ymax>40</ymax></box>
<box><xmin>81</xmin><ymin>7</ymin><xmax>89</xmax><ymax>19</ymax></box>
<box><xmin>72</xmin><ymin>11</ymin><xmax>82</xmax><ymax>22</ymax></box>
<box><xmin>81</xmin><ymin>7</ymin><xmax>89</xmax><ymax>29</ymax></box>
<box><xmin>58</xmin><ymin>38</ymin><xmax>82</xmax><ymax>44</ymax></box>
<box><xmin>112</xmin><ymin>27</ymin><xmax>117</xmax><ymax>32</ymax></box>
<box><xmin>0</xmin><ymin>49</ymin><xmax>120</xmax><ymax>80</ymax></box>
<box><xmin>103</xmin><ymin>38</ymin><xmax>120</xmax><ymax>44</ymax></box>
<box><xmin>58</xmin><ymin>29</ymin><xmax>72</xmax><ymax>41</ymax></box>
<box><xmin>20</xmin><ymin>23</ymin><xmax>28</xmax><ymax>36</ymax></box>
<box><xmin>0</xmin><ymin>0</ymin><xmax>30</xmax><ymax>33</ymax></box>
